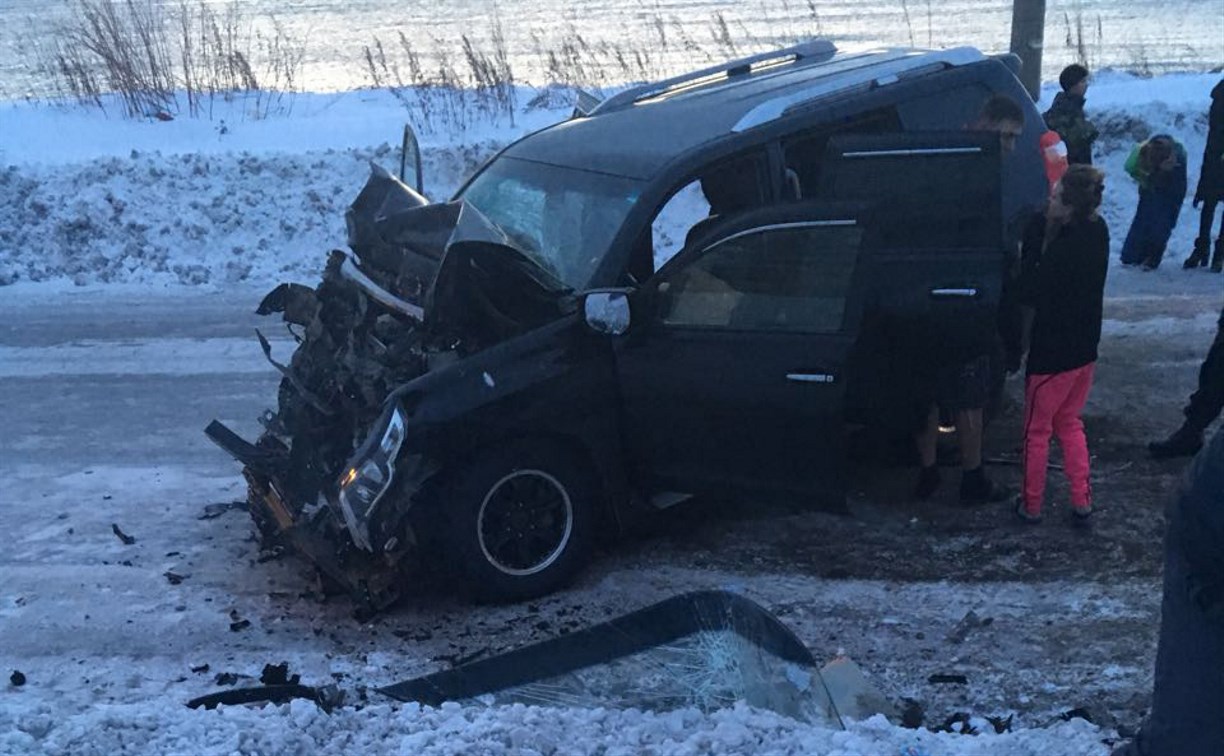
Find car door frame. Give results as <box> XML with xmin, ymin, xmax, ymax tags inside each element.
<box><xmin>609</xmin><ymin>200</ymin><xmax>876</xmax><ymax>504</ymax></box>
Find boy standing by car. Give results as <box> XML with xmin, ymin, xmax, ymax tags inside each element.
<box><xmin>1044</xmin><ymin>64</ymin><xmax>1099</xmax><ymax>166</ymax></box>
<box><xmin>913</xmin><ymin>95</ymin><xmax>1027</xmax><ymax>504</ymax></box>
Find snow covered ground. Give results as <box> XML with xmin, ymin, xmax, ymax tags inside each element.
<box><xmin>2</xmin><ymin>70</ymin><xmax>1223</xmax><ymax>754</ymax></box>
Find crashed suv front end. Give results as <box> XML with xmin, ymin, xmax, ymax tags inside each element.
<box><xmin>206</xmin><ymin>165</ymin><xmax>577</xmax><ymax>614</ymax></box>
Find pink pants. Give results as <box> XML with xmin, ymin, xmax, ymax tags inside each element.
<box><xmin>1022</xmin><ymin>363</ymin><xmax>1095</xmax><ymax>513</ymax></box>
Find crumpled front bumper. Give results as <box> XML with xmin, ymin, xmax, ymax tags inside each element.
<box><xmin>205</xmin><ymin>420</ymin><xmax>410</xmax><ymax>617</ymax></box>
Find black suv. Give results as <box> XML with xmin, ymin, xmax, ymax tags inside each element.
<box><xmin>208</xmin><ymin>40</ymin><xmax>1047</xmax><ymax>612</ymax></box>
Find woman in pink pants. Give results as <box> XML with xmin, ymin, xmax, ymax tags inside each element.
<box><xmin>1017</xmin><ymin>165</ymin><xmax>1109</xmax><ymax>522</ymax></box>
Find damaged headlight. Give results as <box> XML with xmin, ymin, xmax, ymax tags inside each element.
<box><xmin>337</xmin><ymin>405</ymin><xmax>406</xmax><ymax>551</ymax></box>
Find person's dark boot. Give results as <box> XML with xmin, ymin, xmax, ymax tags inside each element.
<box><xmin>1212</xmin><ymin>239</ymin><xmax>1224</xmax><ymax>273</ymax></box>
<box><xmin>959</xmin><ymin>466</ymin><xmax>1011</xmax><ymax>505</ymax></box>
<box><xmin>1184</xmin><ymin>238</ymin><xmax>1209</xmax><ymax>269</ymax></box>
<box><xmin>1149</xmin><ymin>426</ymin><xmax>1205</xmax><ymax>459</ymax></box>
<box><xmin>913</xmin><ymin>464</ymin><xmax>941</xmax><ymax>500</ymax></box>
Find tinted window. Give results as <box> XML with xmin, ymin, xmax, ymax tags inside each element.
<box><xmin>895</xmin><ymin>84</ymin><xmax>992</xmax><ymax>131</ymax></box>
<box><xmin>460</xmin><ymin>158</ymin><xmax>644</xmax><ymax>289</ymax></box>
<box><xmin>782</xmin><ymin>109</ymin><xmax>901</xmax><ymax>201</ymax></box>
<box><xmin>897</xmin><ymin>81</ymin><xmax>1048</xmax><ymax>232</ymax></box>
<box><xmin>819</xmin><ymin>135</ymin><xmax>1001</xmax><ymax>250</ymax></box>
<box><xmin>659</xmin><ymin>222</ymin><xmax>863</xmax><ymax>333</ymax></box>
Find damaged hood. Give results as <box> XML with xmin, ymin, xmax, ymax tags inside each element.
<box><xmin>343</xmin><ymin>165</ymin><xmax>567</xmax><ymax>328</ymax></box>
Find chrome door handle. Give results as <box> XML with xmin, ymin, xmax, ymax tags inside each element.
<box><xmin>930</xmin><ymin>287</ymin><xmax>979</xmax><ymax>298</ymax></box>
<box><xmin>787</xmin><ymin>373</ymin><xmax>835</xmax><ymax>384</ymax></box>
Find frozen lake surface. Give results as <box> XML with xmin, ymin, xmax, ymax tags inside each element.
<box><xmin>1</xmin><ymin>0</ymin><xmax>1221</xmax><ymax>99</ymax></box>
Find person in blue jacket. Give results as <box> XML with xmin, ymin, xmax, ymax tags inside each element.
<box><xmin>1112</xmin><ymin>428</ymin><xmax>1224</xmax><ymax>755</ymax></box>
<box><xmin>1119</xmin><ymin>135</ymin><xmax>1188</xmax><ymax>269</ymax></box>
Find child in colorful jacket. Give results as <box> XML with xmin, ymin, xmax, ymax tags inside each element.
<box><xmin>1119</xmin><ymin>134</ymin><xmax>1188</xmax><ymax>269</ymax></box>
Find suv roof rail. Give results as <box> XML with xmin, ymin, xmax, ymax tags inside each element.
<box><xmin>586</xmin><ymin>39</ymin><xmax>838</xmax><ymax>116</ymax></box>
<box><xmin>731</xmin><ymin>46</ymin><xmax>987</xmax><ymax>132</ymax></box>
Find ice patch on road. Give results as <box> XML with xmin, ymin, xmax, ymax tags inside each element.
<box><xmin>1101</xmin><ymin>312</ymin><xmax>1219</xmax><ymax>337</ymax></box>
<box><xmin>0</xmin><ymin>337</ymin><xmax>289</xmax><ymax>377</ymax></box>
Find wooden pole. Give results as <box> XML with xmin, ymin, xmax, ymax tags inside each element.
<box><xmin>1009</xmin><ymin>0</ymin><xmax>1047</xmax><ymax>100</ymax></box>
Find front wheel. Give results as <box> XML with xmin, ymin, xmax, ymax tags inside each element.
<box><xmin>441</xmin><ymin>442</ymin><xmax>596</xmax><ymax>603</ymax></box>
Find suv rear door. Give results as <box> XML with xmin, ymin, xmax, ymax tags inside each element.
<box><xmin>817</xmin><ymin>131</ymin><xmax>1007</xmax><ymax>428</ymax></box>
<box><xmin>611</xmin><ymin>202</ymin><xmax>871</xmax><ymax>504</ymax></box>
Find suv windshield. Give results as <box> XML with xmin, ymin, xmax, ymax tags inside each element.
<box><xmin>459</xmin><ymin>157</ymin><xmax>643</xmax><ymax>290</ymax></box>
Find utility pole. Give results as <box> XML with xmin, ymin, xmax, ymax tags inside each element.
<box><xmin>1009</xmin><ymin>0</ymin><xmax>1047</xmax><ymax>100</ymax></box>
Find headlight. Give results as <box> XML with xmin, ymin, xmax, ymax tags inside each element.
<box><xmin>337</xmin><ymin>405</ymin><xmax>406</xmax><ymax>551</ymax></box>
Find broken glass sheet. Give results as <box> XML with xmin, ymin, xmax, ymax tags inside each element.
<box><xmin>380</xmin><ymin>590</ymin><xmax>844</xmax><ymax>726</ymax></box>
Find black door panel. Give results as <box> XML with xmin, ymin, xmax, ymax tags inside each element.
<box><xmin>819</xmin><ymin>132</ymin><xmax>1007</xmax><ymax>429</ymax></box>
<box><xmin>614</xmin><ymin>203</ymin><xmax>871</xmax><ymax>501</ymax></box>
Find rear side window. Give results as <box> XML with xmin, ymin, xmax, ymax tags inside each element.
<box><xmin>781</xmin><ymin>109</ymin><xmax>901</xmax><ymax>201</ymax></box>
<box><xmin>659</xmin><ymin>222</ymin><xmax>864</xmax><ymax>333</ymax></box>
<box><xmin>895</xmin><ymin>84</ymin><xmax>992</xmax><ymax>131</ymax></box>
<box><xmin>819</xmin><ymin>134</ymin><xmax>1002</xmax><ymax>250</ymax></box>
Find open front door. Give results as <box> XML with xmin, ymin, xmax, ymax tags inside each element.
<box><xmin>612</xmin><ymin>202</ymin><xmax>870</xmax><ymax>505</ymax></box>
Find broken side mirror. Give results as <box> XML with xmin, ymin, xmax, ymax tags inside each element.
<box><xmin>400</xmin><ymin>123</ymin><xmax>424</xmax><ymax>196</ymax></box>
<box><xmin>582</xmin><ymin>290</ymin><xmax>632</xmax><ymax>336</ymax></box>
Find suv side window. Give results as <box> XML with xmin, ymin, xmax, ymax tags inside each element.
<box><xmin>895</xmin><ymin>83</ymin><xmax>992</xmax><ymax>131</ymax></box>
<box><xmin>782</xmin><ymin>109</ymin><xmax>901</xmax><ymax>200</ymax></box>
<box><xmin>647</xmin><ymin>153</ymin><xmax>769</xmax><ymax>272</ymax></box>
<box><xmin>658</xmin><ymin>222</ymin><xmax>864</xmax><ymax>333</ymax></box>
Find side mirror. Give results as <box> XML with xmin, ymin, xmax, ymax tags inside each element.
<box><xmin>583</xmin><ymin>291</ymin><xmax>632</xmax><ymax>336</ymax></box>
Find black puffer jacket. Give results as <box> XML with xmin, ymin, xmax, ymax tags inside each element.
<box><xmin>1195</xmin><ymin>79</ymin><xmax>1224</xmax><ymax>204</ymax></box>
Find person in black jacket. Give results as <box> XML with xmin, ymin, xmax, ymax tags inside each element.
<box><xmin>1112</xmin><ymin>428</ymin><xmax>1224</xmax><ymax>756</ymax></box>
<box><xmin>1044</xmin><ymin>65</ymin><xmax>1099</xmax><ymax>166</ymax></box>
<box><xmin>1184</xmin><ymin>78</ymin><xmax>1224</xmax><ymax>270</ymax></box>
<box><xmin>1015</xmin><ymin>165</ymin><xmax>1109</xmax><ymax>522</ymax></box>
<box><xmin>1149</xmin><ymin>304</ymin><xmax>1224</xmax><ymax>459</ymax></box>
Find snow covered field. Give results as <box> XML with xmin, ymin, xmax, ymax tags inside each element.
<box><xmin>2</xmin><ymin>70</ymin><xmax>1223</xmax><ymax>754</ymax></box>
<box><xmin>2</xmin><ymin>70</ymin><xmax>1223</xmax><ymax>291</ymax></box>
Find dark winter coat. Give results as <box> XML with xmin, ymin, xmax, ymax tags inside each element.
<box><xmin>1019</xmin><ymin>213</ymin><xmax>1109</xmax><ymax>375</ymax></box>
<box><xmin>1043</xmin><ymin>92</ymin><xmax>1099</xmax><ymax>166</ymax></box>
<box><xmin>1195</xmin><ymin>79</ymin><xmax>1224</xmax><ymax>204</ymax></box>
<box><xmin>1111</xmin><ymin>428</ymin><xmax>1224</xmax><ymax>756</ymax></box>
<box><xmin>1120</xmin><ymin>136</ymin><xmax>1188</xmax><ymax>265</ymax></box>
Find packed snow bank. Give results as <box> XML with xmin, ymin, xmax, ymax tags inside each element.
<box><xmin>0</xmin><ymin>88</ymin><xmax>568</xmax><ymax>287</ymax></box>
<box><xmin>0</xmin><ymin>74</ymin><xmax>1221</xmax><ymax>290</ymax></box>
<box><xmin>0</xmin><ymin>697</ymin><xmax>1110</xmax><ymax>756</ymax></box>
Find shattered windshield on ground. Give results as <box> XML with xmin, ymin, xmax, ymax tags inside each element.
<box><xmin>381</xmin><ymin>591</ymin><xmax>850</xmax><ymax>726</ymax></box>
<box><xmin>458</xmin><ymin>157</ymin><xmax>643</xmax><ymax>290</ymax></box>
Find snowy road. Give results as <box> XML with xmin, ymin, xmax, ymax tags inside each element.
<box><xmin>2</xmin><ymin>284</ymin><xmax>1220</xmax><ymax>754</ymax></box>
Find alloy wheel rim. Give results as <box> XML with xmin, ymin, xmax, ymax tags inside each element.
<box><xmin>477</xmin><ymin>469</ymin><xmax>574</xmax><ymax>577</ymax></box>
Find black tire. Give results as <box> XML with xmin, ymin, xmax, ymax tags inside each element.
<box><xmin>441</xmin><ymin>441</ymin><xmax>596</xmax><ymax>603</ymax></box>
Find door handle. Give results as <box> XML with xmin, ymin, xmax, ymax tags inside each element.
<box><xmin>787</xmin><ymin>372</ymin><xmax>836</xmax><ymax>384</ymax></box>
<box><xmin>930</xmin><ymin>287</ymin><xmax>979</xmax><ymax>298</ymax></box>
